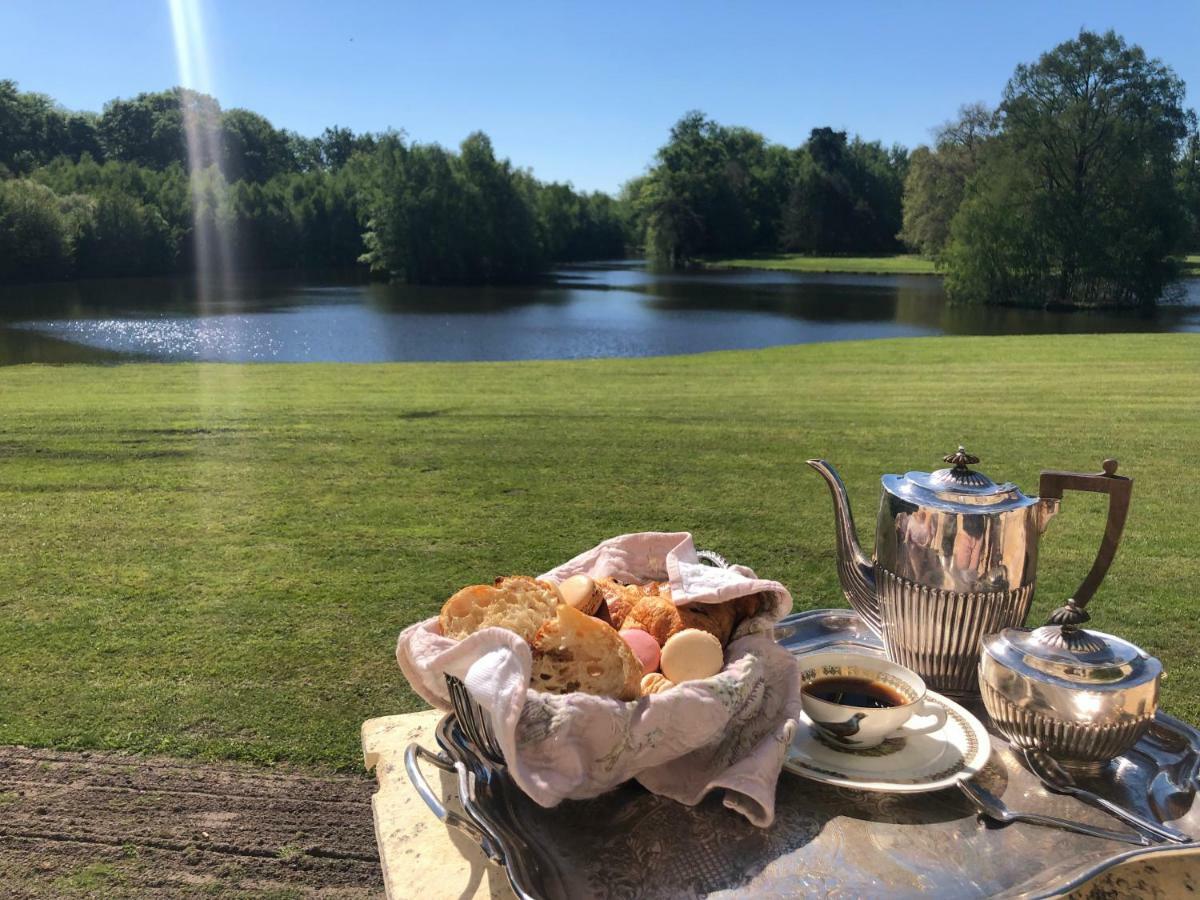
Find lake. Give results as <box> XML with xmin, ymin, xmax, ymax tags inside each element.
<box><xmin>1</xmin><ymin>261</ymin><xmax>1198</xmax><ymax>364</ymax></box>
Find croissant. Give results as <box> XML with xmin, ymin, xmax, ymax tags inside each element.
<box><xmin>621</xmin><ymin>592</ymin><xmax>739</xmax><ymax>647</ymax></box>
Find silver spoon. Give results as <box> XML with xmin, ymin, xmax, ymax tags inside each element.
<box><xmin>1022</xmin><ymin>747</ymin><xmax>1191</xmax><ymax>844</ymax></box>
<box><xmin>959</xmin><ymin>779</ymin><xmax>1150</xmax><ymax>846</ymax></box>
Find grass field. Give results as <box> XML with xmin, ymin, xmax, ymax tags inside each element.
<box><xmin>707</xmin><ymin>252</ymin><xmax>1200</xmax><ymax>278</ymax></box>
<box><xmin>704</xmin><ymin>254</ymin><xmax>939</xmax><ymax>275</ymax></box>
<box><xmin>1</xmin><ymin>333</ymin><xmax>1199</xmax><ymax>771</ymax></box>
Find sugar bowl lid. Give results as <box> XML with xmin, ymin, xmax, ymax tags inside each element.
<box><xmin>981</xmin><ymin>601</ymin><xmax>1162</xmax><ymax>690</ymax></box>
<box><xmin>883</xmin><ymin>446</ymin><xmax>1038</xmax><ymax>513</ymax></box>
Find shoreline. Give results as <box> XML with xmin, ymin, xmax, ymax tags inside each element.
<box><xmin>700</xmin><ymin>254</ymin><xmax>939</xmax><ymax>276</ymax></box>
<box><xmin>704</xmin><ymin>253</ymin><xmax>1200</xmax><ymax>278</ymax></box>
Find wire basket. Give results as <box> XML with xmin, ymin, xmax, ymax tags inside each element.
<box><xmin>446</xmin><ymin>674</ymin><xmax>507</xmax><ymax>764</ymax></box>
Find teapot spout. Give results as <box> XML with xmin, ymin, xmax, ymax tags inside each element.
<box><xmin>806</xmin><ymin>459</ymin><xmax>882</xmax><ymax>637</ymax></box>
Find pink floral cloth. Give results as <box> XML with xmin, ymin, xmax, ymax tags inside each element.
<box><xmin>397</xmin><ymin>532</ymin><xmax>802</xmax><ymax>826</ymax></box>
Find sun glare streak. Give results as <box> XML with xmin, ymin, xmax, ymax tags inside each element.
<box><xmin>169</xmin><ymin>0</ymin><xmax>237</xmax><ymax>315</ymax></box>
<box><xmin>169</xmin><ymin>0</ymin><xmax>241</xmax><ymax>477</ymax></box>
<box><xmin>181</xmin><ymin>0</ymin><xmax>213</xmax><ymax>94</ymax></box>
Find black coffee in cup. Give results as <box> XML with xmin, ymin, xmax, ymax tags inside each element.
<box><xmin>802</xmin><ymin>676</ymin><xmax>907</xmax><ymax>709</ymax></box>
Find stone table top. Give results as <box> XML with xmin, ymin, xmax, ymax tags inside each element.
<box><xmin>363</xmin><ymin>709</ymin><xmax>517</xmax><ymax>900</ymax></box>
<box><xmin>362</xmin><ymin>710</ymin><xmax>1200</xmax><ymax>900</ymax></box>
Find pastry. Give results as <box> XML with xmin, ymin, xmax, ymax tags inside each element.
<box><xmin>619</xmin><ymin>593</ymin><xmax>678</xmax><ymax>645</ymax></box>
<box><xmin>679</xmin><ymin>600</ymin><xmax>738</xmax><ymax>646</ymax></box>
<box><xmin>734</xmin><ymin>592</ymin><xmax>765</xmax><ymax>624</ymax></box>
<box><xmin>530</xmin><ymin>603</ymin><xmax>641</xmax><ymax>700</ymax></box>
<box><xmin>660</xmin><ymin>628</ymin><xmax>724</xmax><ymax>683</ymax></box>
<box><xmin>621</xmin><ymin>593</ymin><xmax>738</xmax><ymax>647</ymax></box>
<box><xmin>619</xmin><ymin>628</ymin><xmax>661</xmax><ymax>675</ymax></box>
<box><xmin>438</xmin><ymin>575</ymin><xmax>561</xmax><ymax>644</ymax></box>
<box><xmin>639</xmin><ymin>672</ymin><xmax>674</xmax><ymax>695</ymax></box>
<box><xmin>595</xmin><ymin>578</ymin><xmax>648</xmax><ymax>629</ymax></box>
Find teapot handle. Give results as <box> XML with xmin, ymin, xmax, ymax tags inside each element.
<box><xmin>1037</xmin><ymin>459</ymin><xmax>1132</xmax><ymax>624</ymax></box>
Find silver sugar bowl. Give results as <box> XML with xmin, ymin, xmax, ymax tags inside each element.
<box><xmin>980</xmin><ymin>599</ymin><xmax>1162</xmax><ymax>772</ymax></box>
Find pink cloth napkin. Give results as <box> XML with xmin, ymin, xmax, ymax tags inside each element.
<box><xmin>397</xmin><ymin>532</ymin><xmax>802</xmax><ymax>826</ymax></box>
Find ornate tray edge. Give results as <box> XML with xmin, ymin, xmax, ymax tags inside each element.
<box><xmin>432</xmin><ymin>608</ymin><xmax>1200</xmax><ymax>899</ymax></box>
<box><xmin>1026</xmin><ymin>844</ymin><xmax>1200</xmax><ymax>899</ymax></box>
<box><xmin>777</xmin><ymin>609</ymin><xmax>1200</xmax><ymax>900</ymax></box>
<box><xmin>438</xmin><ymin>714</ymin><xmax>1200</xmax><ymax>900</ymax></box>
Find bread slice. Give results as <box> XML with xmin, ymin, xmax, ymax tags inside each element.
<box><xmin>530</xmin><ymin>603</ymin><xmax>641</xmax><ymax>700</ymax></box>
<box><xmin>439</xmin><ymin>576</ymin><xmax>561</xmax><ymax>644</ymax></box>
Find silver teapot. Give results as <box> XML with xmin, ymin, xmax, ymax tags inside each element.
<box><xmin>808</xmin><ymin>448</ymin><xmax>1132</xmax><ymax>695</ymax></box>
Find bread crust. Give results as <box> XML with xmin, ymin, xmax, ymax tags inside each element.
<box><xmin>438</xmin><ymin>576</ymin><xmax>560</xmax><ymax>644</ymax></box>
<box><xmin>530</xmin><ymin>604</ymin><xmax>641</xmax><ymax>700</ymax></box>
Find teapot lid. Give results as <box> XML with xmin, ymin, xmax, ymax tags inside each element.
<box><xmin>883</xmin><ymin>446</ymin><xmax>1037</xmax><ymax>513</ymax></box>
<box><xmin>982</xmin><ymin>603</ymin><xmax>1161</xmax><ymax>690</ymax></box>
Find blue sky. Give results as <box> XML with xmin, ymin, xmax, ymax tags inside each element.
<box><xmin>6</xmin><ymin>1</ymin><xmax>1199</xmax><ymax>193</ymax></box>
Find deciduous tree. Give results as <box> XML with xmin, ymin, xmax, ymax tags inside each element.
<box><xmin>900</xmin><ymin>103</ymin><xmax>996</xmax><ymax>259</ymax></box>
<box><xmin>946</xmin><ymin>30</ymin><xmax>1191</xmax><ymax>307</ymax></box>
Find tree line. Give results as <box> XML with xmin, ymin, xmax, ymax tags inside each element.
<box><xmin>0</xmin><ymin>77</ymin><xmax>908</xmax><ymax>287</ymax></box>
<box><xmin>0</xmin><ymin>83</ymin><xmax>624</xmax><ymax>284</ymax></box>
<box><xmin>626</xmin><ymin>115</ymin><xmax>908</xmax><ymax>266</ymax></box>
<box><xmin>2</xmin><ymin>28</ymin><xmax>1198</xmax><ymax>307</ymax></box>
<box><xmin>626</xmin><ymin>30</ymin><xmax>1199</xmax><ymax>308</ymax></box>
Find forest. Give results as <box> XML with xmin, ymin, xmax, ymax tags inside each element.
<box><xmin>2</xmin><ymin>29</ymin><xmax>1199</xmax><ymax>306</ymax></box>
<box><xmin>0</xmin><ymin>79</ymin><xmax>908</xmax><ymax>287</ymax></box>
<box><xmin>0</xmin><ymin>83</ymin><xmax>626</xmax><ymax>284</ymax></box>
<box><xmin>633</xmin><ymin>32</ymin><xmax>1200</xmax><ymax>307</ymax></box>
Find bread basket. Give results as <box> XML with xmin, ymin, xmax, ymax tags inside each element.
<box><xmin>445</xmin><ymin>549</ymin><xmax>733</xmax><ymax>766</ymax></box>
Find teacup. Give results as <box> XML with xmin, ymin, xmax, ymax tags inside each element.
<box><xmin>797</xmin><ymin>651</ymin><xmax>947</xmax><ymax>749</ymax></box>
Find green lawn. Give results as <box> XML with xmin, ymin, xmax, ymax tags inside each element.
<box><xmin>706</xmin><ymin>252</ymin><xmax>1200</xmax><ymax>278</ymax></box>
<box><xmin>1</xmin><ymin>334</ymin><xmax>1199</xmax><ymax>771</ymax></box>
<box><xmin>704</xmin><ymin>253</ymin><xmax>939</xmax><ymax>275</ymax></box>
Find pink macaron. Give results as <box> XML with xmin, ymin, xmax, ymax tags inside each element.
<box><xmin>619</xmin><ymin>628</ymin><xmax>662</xmax><ymax>676</ymax></box>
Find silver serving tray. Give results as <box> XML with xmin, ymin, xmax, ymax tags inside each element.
<box><xmin>408</xmin><ymin>610</ymin><xmax>1200</xmax><ymax>899</ymax></box>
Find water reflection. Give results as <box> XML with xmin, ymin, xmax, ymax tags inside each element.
<box><xmin>362</xmin><ymin>280</ymin><xmax>572</xmax><ymax>315</ymax></box>
<box><xmin>0</xmin><ymin>262</ymin><xmax>1196</xmax><ymax>364</ymax></box>
<box><xmin>0</xmin><ymin>326</ymin><xmax>130</xmax><ymax>364</ymax></box>
<box><xmin>639</xmin><ymin>274</ymin><xmax>939</xmax><ymax>324</ymax></box>
<box><xmin>0</xmin><ymin>271</ymin><xmax>369</xmax><ymax>319</ymax></box>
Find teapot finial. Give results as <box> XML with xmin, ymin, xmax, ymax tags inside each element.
<box><xmin>944</xmin><ymin>446</ymin><xmax>979</xmax><ymax>469</ymax></box>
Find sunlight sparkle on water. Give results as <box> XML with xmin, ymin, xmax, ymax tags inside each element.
<box><xmin>21</xmin><ymin>317</ymin><xmax>288</xmax><ymax>360</ymax></box>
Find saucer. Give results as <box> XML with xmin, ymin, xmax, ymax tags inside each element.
<box><xmin>784</xmin><ymin>688</ymin><xmax>991</xmax><ymax>793</ymax></box>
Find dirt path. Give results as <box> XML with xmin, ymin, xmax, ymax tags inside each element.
<box><xmin>0</xmin><ymin>746</ymin><xmax>383</xmax><ymax>898</ymax></box>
